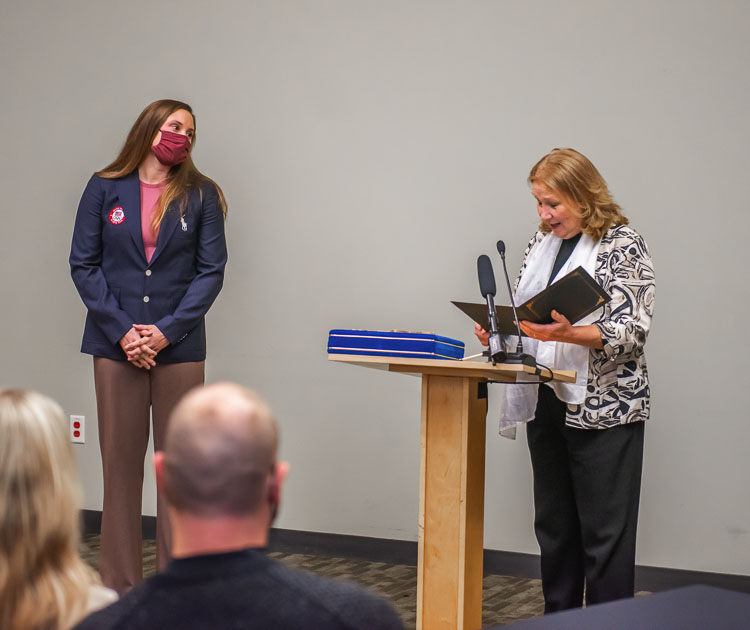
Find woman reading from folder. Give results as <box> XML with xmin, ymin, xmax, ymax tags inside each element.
<box><xmin>70</xmin><ymin>99</ymin><xmax>228</xmax><ymax>594</ymax></box>
<box><xmin>475</xmin><ymin>148</ymin><xmax>655</xmax><ymax>612</ymax></box>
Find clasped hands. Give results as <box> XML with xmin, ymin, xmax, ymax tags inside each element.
<box><xmin>119</xmin><ymin>324</ymin><xmax>169</xmax><ymax>370</ymax></box>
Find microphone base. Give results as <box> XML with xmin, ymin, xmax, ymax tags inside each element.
<box><xmin>483</xmin><ymin>349</ymin><xmax>508</xmax><ymax>365</ymax></box>
<box><xmin>501</xmin><ymin>352</ymin><xmax>537</xmax><ymax>368</ymax></box>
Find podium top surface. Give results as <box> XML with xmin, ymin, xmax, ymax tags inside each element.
<box><xmin>328</xmin><ymin>353</ymin><xmax>576</xmax><ymax>383</ymax></box>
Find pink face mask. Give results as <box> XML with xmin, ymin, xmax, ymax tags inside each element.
<box><xmin>152</xmin><ymin>129</ymin><xmax>191</xmax><ymax>166</ymax></box>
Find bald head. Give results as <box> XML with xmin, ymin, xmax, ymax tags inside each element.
<box><xmin>163</xmin><ymin>383</ymin><xmax>278</xmax><ymax>517</ymax></box>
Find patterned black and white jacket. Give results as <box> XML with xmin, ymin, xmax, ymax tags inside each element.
<box><xmin>516</xmin><ymin>225</ymin><xmax>655</xmax><ymax>429</ymax></box>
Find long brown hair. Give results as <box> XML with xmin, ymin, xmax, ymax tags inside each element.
<box><xmin>97</xmin><ymin>99</ymin><xmax>227</xmax><ymax>232</ymax></box>
<box><xmin>528</xmin><ymin>148</ymin><xmax>627</xmax><ymax>240</ymax></box>
<box><xmin>0</xmin><ymin>389</ymin><xmax>100</xmax><ymax>630</ymax></box>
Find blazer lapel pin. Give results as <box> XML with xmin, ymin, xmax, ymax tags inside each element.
<box><xmin>109</xmin><ymin>207</ymin><xmax>125</xmax><ymax>225</ymax></box>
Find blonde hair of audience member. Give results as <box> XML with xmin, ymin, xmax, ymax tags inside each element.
<box><xmin>0</xmin><ymin>389</ymin><xmax>107</xmax><ymax>630</ymax></box>
<box><xmin>529</xmin><ymin>147</ymin><xmax>629</xmax><ymax>241</ymax></box>
<box><xmin>154</xmin><ymin>383</ymin><xmax>289</xmax><ymax>557</ymax></box>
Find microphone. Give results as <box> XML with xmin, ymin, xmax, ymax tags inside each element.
<box><xmin>477</xmin><ymin>255</ymin><xmax>506</xmax><ymax>364</ymax></box>
<box><xmin>496</xmin><ymin>240</ymin><xmax>537</xmax><ymax>367</ymax></box>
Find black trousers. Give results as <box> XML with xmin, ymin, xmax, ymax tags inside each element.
<box><xmin>526</xmin><ymin>384</ymin><xmax>645</xmax><ymax>613</ymax></box>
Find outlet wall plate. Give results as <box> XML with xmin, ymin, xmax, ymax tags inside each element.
<box><xmin>70</xmin><ymin>415</ymin><xmax>85</xmax><ymax>444</ymax></box>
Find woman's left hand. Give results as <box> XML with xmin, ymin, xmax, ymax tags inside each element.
<box><xmin>520</xmin><ymin>310</ymin><xmax>603</xmax><ymax>349</ymax></box>
<box><xmin>131</xmin><ymin>324</ymin><xmax>170</xmax><ymax>354</ymax></box>
<box><xmin>519</xmin><ymin>310</ymin><xmax>574</xmax><ymax>343</ymax></box>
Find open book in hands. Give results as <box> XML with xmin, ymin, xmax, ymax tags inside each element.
<box><xmin>452</xmin><ymin>266</ymin><xmax>610</xmax><ymax>336</ymax></box>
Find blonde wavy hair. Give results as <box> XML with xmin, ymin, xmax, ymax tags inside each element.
<box><xmin>0</xmin><ymin>389</ymin><xmax>98</xmax><ymax>630</ymax></box>
<box><xmin>529</xmin><ymin>148</ymin><xmax>628</xmax><ymax>240</ymax></box>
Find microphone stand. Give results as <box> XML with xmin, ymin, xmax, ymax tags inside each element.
<box><xmin>497</xmin><ymin>241</ymin><xmax>537</xmax><ymax>368</ymax></box>
<box><xmin>485</xmin><ymin>291</ymin><xmax>506</xmax><ymax>365</ymax></box>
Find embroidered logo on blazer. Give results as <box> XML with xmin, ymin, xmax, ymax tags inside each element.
<box><xmin>109</xmin><ymin>207</ymin><xmax>125</xmax><ymax>225</ymax></box>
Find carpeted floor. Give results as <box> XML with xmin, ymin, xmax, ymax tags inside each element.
<box><xmin>80</xmin><ymin>534</ymin><xmax>544</xmax><ymax>627</ymax></box>
<box><xmin>268</xmin><ymin>551</ymin><xmax>546</xmax><ymax>628</ymax></box>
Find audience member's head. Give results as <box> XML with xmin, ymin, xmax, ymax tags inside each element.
<box><xmin>154</xmin><ymin>383</ymin><xmax>287</xmax><ymax>554</ymax></box>
<box><xmin>0</xmin><ymin>388</ymin><xmax>109</xmax><ymax>630</ymax></box>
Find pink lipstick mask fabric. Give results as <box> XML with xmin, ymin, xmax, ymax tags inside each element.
<box><xmin>152</xmin><ymin>129</ymin><xmax>191</xmax><ymax>166</ymax></box>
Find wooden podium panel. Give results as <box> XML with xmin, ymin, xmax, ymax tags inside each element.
<box><xmin>328</xmin><ymin>354</ymin><xmax>575</xmax><ymax>630</ymax></box>
<box><xmin>419</xmin><ymin>375</ymin><xmax>486</xmax><ymax>630</ymax></box>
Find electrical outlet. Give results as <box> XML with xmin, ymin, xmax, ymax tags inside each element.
<box><xmin>70</xmin><ymin>415</ymin><xmax>85</xmax><ymax>444</ymax></box>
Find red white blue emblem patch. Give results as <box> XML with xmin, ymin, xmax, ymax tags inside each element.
<box><xmin>109</xmin><ymin>207</ymin><xmax>125</xmax><ymax>225</ymax></box>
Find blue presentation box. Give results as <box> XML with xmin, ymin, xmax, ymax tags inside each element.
<box><xmin>327</xmin><ymin>329</ymin><xmax>465</xmax><ymax>360</ymax></box>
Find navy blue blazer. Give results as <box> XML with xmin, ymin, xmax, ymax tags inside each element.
<box><xmin>70</xmin><ymin>170</ymin><xmax>227</xmax><ymax>363</ymax></box>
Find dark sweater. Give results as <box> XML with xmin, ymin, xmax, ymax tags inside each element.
<box><xmin>74</xmin><ymin>549</ymin><xmax>404</xmax><ymax>630</ymax></box>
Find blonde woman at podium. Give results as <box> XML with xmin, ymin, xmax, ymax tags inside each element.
<box><xmin>475</xmin><ymin>148</ymin><xmax>655</xmax><ymax>613</ymax></box>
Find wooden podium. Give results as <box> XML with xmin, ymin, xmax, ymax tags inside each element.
<box><xmin>328</xmin><ymin>354</ymin><xmax>575</xmax><ymax>630</ymax></box>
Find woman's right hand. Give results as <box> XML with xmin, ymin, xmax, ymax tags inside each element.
<box><xmin>474</xmin><ymin>323</ymin><xmax>489</xmax><ymax>346</ymax></box>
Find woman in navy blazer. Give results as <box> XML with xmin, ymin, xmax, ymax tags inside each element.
<box><xmin>70</xmin><ymin>99</ymin><xmax>227</xmax><ymax>593</ymax></box>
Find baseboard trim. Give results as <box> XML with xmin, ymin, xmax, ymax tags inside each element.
<box><xmin>268</xmin><ymin>527</ymin><xmax>419</xmax><ymax>567</ymax></box>
<box><xmin>81</xmin><ymin>509</ymin><xmax>156</xmax><ymax>540</ymax></box>
<box><xmin>634</xmin><ymin>564</ymin><xmax>750</xmax><ymax>594</ymax></box>
<box><xmin>80</xmin><ymin>511</ymin><xmax>750</xmax><ymax>594</ymax></box>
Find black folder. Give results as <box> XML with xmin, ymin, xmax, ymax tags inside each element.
<box><xmin>452</xmin><ymin>266</ymin><xmax>610</xmax><ymax>336</ymax></box>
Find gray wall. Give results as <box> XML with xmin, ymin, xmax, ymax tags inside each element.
<box><xmin>1</xmin><ymin>1</ymin><xmax>748</xmax><ymax>576</ymax></box>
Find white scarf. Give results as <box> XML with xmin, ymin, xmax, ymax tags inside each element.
<box><xmin>498</xmin><ymin>232</ymin><xmax>602</xmax><ymax>438</ymax></box>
